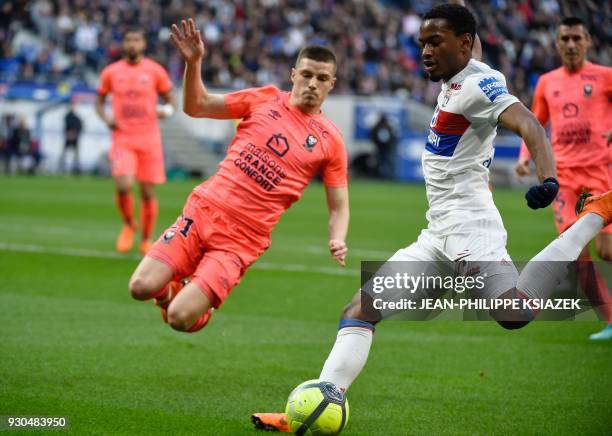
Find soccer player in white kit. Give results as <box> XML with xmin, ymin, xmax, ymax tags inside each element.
<box><xmin>252</xmin><ymin>4</ymin><xmax>612</xmax><ymax>431</ymax></box>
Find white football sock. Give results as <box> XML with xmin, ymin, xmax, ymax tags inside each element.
<box><xmin>517</xmin><ymin>213</ymin><xmax>603</xmax><ymax>299</ymax></box>
<box><xmin>319</xmin><ymin>327</ymin><xmax>373</xmax><ymax>392</ymax></box>
<box><xmin>534</xmin><ymin>213</ymin><xmax>603</xmax><ymax>262</ymax></box>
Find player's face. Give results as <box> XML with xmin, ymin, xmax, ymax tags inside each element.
<box><xmin>419</xmin><ymin>19</ymin><xmax>472</xmax><ymax>82</ymax></box>
<box><xmin>290</xmin><ymin>58</ymin><xmax>336</xmax><ymax>114</ymax></box>
<box><xmin>556</xmin><ymin>25</ymin><xmax>591</xmax><ymax>71</ymax></box>
<box><xmin>123</xmin><ymin>32</ymin><xmax>146</xmax><ymax>62</ymax></box>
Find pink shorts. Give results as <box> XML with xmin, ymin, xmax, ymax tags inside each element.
<box><xmin>109</xmin><ymin>134</ymin><xmax>165</xmax><ymax>184</ymax></box>
<box><xmin>147</xmin><ymin>192</ymin><xmax>271</xmax><ymax>308</ymax></box>
<box><xmin>554</xmin><ymin>165</ymin><xmax>612</xmax><ymax>234</ymax></box>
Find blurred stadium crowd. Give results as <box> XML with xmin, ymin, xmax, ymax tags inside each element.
<box><xmin>1</xmin><ymin>0</ymin><xmax>610</xmax><ymax>106</ymax></box>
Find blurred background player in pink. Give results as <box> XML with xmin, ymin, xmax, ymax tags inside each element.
<box><xmin>515</xmin><ymin>17</ymin><xmax>612</xmax><ymax>340</ymax></box>
<box><xmin>96</xmin><ymin>28</ymin><xmax>175</xmax><ymax>254</ymax></box>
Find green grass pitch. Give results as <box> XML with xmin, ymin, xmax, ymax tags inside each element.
<box><xmin>0</xmin><ymin>176</ymin><xmax>610</xmax><ymax>435</ymax></box>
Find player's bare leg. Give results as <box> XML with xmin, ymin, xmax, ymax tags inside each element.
<box><xmin>129</xmin><ymin>256</ymin><xmax>194</xmax><ymax>323</ymax></box>
<box><xmin>114</xmin><ymin>174</ymin><xmax>136</xmax><ymax>252</ymax></box>
<box><xmin>139</xmin><ymin>181</ymin><xmax>158</xmax><ymax>254</ymax></box>
<box><xmin>166</xmin><ymin>283</ymin><xmax>214</xmax><ymax>332</ymax></box>
<box><xmin>129</xmin><ymin>256</ymin><xmax>174</xmax><ymax>301</ymax></box>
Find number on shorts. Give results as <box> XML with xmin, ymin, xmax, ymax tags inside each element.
<box><xmin>180</xmin><ymin>216</ymin><xmax>194</xmax><ymax>237</ymax></box>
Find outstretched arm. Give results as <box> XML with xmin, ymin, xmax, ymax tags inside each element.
<box><xmin>499</xmin><ymin>102</ymin><xmax>558</xmax><ymax>209</ymax></box>
<box><xmin>326</xmin><ymin>186</ymin><xmax>350</xmax><ymax>267</ymax></box>
<box><xmin>170</xmin><ymin>18</ymin><xmax>233</xmax><ymax>119</ymax></box>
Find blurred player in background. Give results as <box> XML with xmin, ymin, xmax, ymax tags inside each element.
<box><xmin>515</xmin><ymin>17</ymin><xmax>612</xmax><ymax>340</ymax></box>
<box><xmin>128</xmin><ymin>19</ymin><xmax>349</xmax><ymax>334</ymax></box>
<box><xmin>252</xmin><ymin>4</ymin><xmax>612</xmax><ymax>431</ymax></box>
<box><xmin>96</xmin><ymin>29</ymin><xmax>175</xmax><ymax>254</ymax></box>
<box><xmin>59</xmin><ymin>102</ymin><xmax>83</xmax><ymax>175</ymax></box>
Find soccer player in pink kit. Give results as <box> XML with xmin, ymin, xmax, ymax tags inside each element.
<box><xmin>515</xmin><ymin>17</ymin><xmax>612</xmax><ymax>340</ymax></box>
<box><xmin>96</xmin><ymin>29</ymin><xmax>175</xmax><ymax>254</ymax></box>
<box><xmin>128</xmin><ymin>19</ymin><xmax>349</xmax><ymax>334</ymax></box>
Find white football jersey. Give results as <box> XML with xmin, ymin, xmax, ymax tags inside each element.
<box><xmin>422</xmin><ymin>59</ymin><xmax>519</xmax><ymax>235</ymax></box>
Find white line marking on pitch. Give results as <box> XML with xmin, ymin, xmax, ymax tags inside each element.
<box><xmin>293</xmin><ymin>244</ymin><xmax>390</xmax><ymax>258</ymax></box>
<box><xmin>0</xmin><ymin>222</ymin><xmax>392</xmax><ymax>257</ymax></box>
<box><xmin>0</xmin><ymin>242</ymin><xmax>360</xmax><ymax>277</ymax></box>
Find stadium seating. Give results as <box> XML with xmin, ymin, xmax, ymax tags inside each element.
<box><xmin>0</xmin><ymin>0</ymin><xmax>609</xmax><ymax>106</ymax></box>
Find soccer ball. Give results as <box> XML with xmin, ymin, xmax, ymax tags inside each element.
<box><xmin>285</xmin><ymin>379</ymin><xmax>349</xmax><ymax>435</ymax></box>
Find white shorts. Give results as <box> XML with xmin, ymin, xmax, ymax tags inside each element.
<box><xmin>385</xmin><ymin>214</ymin><xmax>519</xmax><ymax>301</ymax></box>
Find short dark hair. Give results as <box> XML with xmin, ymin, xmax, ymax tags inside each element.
<box><xmin>422</xmin><ymin>4</ymin><xmax>476</xmax><ymax>40</ymax></box>
<box><xmin>560</xmin><ymin>16</ymin><xmax>585</xmax><ymax>27</ymax></box>
<box><xmin>560</xmin><ymin>16</ymin><xmax>589</xmax><ymax>34</ymax></box>
<box><xmin>296</xmin><ymin>45</ymin><xmax>337</xmax><ymax>74</ymax></box>
<box><xmin>122</xmin><ymin>27</ymin><xmax>146</xmax><ymax>39</ymax></box>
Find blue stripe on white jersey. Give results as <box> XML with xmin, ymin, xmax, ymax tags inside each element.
<box><xmin>425</xmin><ymin>131</ymin><xmax>463</xmax><ymax>156</ymax></box>
<box><xmin>425</xmin><ymin>107</ymin><xmax>471</xmax><ymax>157</ymax></box>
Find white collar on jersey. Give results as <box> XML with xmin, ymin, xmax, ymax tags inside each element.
<box><xmin>443</xmin><ymin>58</ymin><xmax>481</xmax><ymax>88</ymax></box>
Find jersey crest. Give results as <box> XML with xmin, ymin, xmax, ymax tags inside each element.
<box><xmin>303</xmin><ymin>134</ymin><xmax>318</xmax><ymax>152</ymax></box>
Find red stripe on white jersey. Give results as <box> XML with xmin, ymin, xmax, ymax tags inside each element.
<box><xmin>431</xmin><ymin>109</ymin><xmax>471</xmax><ymax>135</ymax></box>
